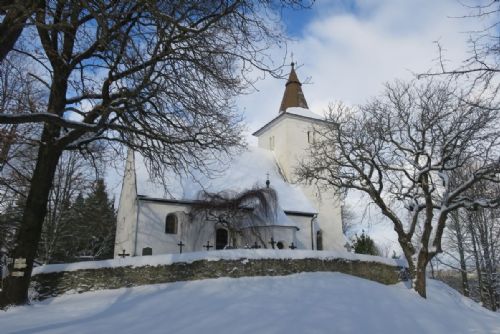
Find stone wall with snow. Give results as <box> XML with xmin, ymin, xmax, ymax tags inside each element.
<box><xmin>30</xmin><ymin>250</ymin><xmax>409</xmax><ymax>300</ymax></box>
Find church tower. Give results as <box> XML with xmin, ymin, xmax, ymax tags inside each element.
<box><xmin>252</xmin><ymin>64</ymin><xmax>344</xmax><ymax>251</ymax></box>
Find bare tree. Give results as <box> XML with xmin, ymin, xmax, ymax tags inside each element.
<box><xmin>424</xmin><ymin>1</ymin><xmax>500</xmax><ymax>96</ymax></box>
<box><xmin>443</xmin><ymin>210</ymin><xmax>471</xmax><ymax>297</ymax></box>
<box><xmin>0</xmin><ymin>0</ymin><xmax>312</xmax><ymax>308</ymax></box>
<box><xmin>297</xmin><ymin>79</ymin><xmax>500</xmax><ymax>298</ymax></box>
<box><xmin>191</xmin><ymin>187</ymin><xmax>278</xmax><ymax>248</ymax></box>
<box><xmin>434</xmin><ymin>165</ymin><xmax>500</xmax><ymax>310</ymax></box>
<box><xmin>341</xmin><ymin>203</ymin><xmax>356</xmax><ymax>234</ymax></box>
<box><xmin>463</xmin><ymin>175</ymin><xmax>500</xmax><ymax>310</ymax></box>
<box><xmin>0</xmin><ymin>1</ymin><xmax>39</xmax><ymax>62</ymax></box>
<box><xmin>467</xmin><ymin>208</ymin><xmax>500</xmax><ymax>310</ymax></box>
<box><xmin>0</xmin><ymin>55</ymin><xmax>45</xmax><ymax>256</ymax></box>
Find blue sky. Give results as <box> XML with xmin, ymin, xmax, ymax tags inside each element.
<box><xmin>281</xmin><ymin>1</ymin><xmax>364</xmax><ymax>37</ymax></box>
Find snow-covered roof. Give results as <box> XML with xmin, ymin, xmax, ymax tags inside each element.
<box><xmin>135</xmin><ymin>147</ymin><xmax>317</xmax><ymax>214</ymax></box>
<box><xmin>252</xmin><ymin>107</ymin><xmax>326</xmax><ymax>136</ymax></box>
<box><xmin>285</xmin><ymin>107</ymin><xmax>324</xmax><ymax>120</ymax></box>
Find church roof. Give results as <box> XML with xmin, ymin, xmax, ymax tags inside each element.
<box><xmin>134</xmin><ymin>147</ymin><xmax>318</xmax><ymax>215</ymax></box>
<box><xmin>252</xmin><ymin>107</ymin><xmax>326</xmax><ymax>137</ymax></box>
<box><xmin>279</xmin><ymin>63</ymin><xmax>309</xmax><ymax>113</ymax></box>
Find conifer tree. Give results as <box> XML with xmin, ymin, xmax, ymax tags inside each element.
<box><xmin>352</xmin><ymin>231</ymin><xmax>380</xmax><ymax>256</ymax></box>
<box><xmin>0</xmin><ymin>202</ymin><xmax>22</xmax><ymax>253</ymax></box>
<box><xmin>76</xmin><ymin>180</ymin><xmax>116</xmax><ymax>260</ymax></box>
<box><xmin>52</xmin><ymin>193</ymin><xmax>85</xmax><ymax>262</ymax></box>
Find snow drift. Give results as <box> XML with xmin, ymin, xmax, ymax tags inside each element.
<box><xmin>1</xmin><ymin>272</ymin><xmax>498</xmax><ymax>334</ymax></box>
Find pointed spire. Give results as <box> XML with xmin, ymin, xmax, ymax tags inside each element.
<box><xmin>279</xmin><ymin>62</ymin><xmax>309</xmax><ymax>113</ymax></box>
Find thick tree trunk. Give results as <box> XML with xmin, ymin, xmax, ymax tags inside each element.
<box><xmin>414</xmin><ymin>250</ymin><xmax>431</xmax><ymax>298</ymax></box>
<box><xmin>412</xmin><ymin>173</ymin><xmax>435</xmax><ymax>298</ymax></box>
<box><xmin>400</xmin><ymin>243</ymin><xmax>416</xmax><ymax>278</ymax></box>
<box><xmin>0</xmin><ymin>132</ymin><xmax>62</xmax><ymax>308</ymax></box>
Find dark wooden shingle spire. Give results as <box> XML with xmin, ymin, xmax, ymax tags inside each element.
<box><xmin>279</xmin><ymin>62</ymin><xmax>309</xmax><ymax>113</ymax></box>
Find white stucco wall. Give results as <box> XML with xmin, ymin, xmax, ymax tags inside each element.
<box><xmin>114</xmin><ymin>151</ymin><xmax>138</xmax><ymax>258</ymax></box>
<box><xmin>256</xmin><ymin>114</ymin><xmax>344</xmax><ymax>251</ymax></box>
<box><xmin>287</xmin><ymin>214</ymin><xmax>315</xmax><ymax>250</ymax></box>
<box><xmin>135</xmin><ymin>200</ymin><xmax>259</xmax><ymax>254</ymax></box>
<box><xmin>135</xmin><ymin>200</ymin><xmax>193</xmax><ymax>255</ymax></box>
<box><xmin>131</xmin><ymin>199</ymin><xmax>308</xmax><ymax>255</ymax></box>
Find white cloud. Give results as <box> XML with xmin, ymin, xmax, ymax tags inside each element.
<box><xmin>240</xmin><ymin>0</ymin><xmax>482</xmax><ymax>144</ymax></box>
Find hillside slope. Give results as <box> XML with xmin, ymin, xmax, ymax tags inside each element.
<box><xmin>1</xmin><ymin>272</ymin><xmax>499</xmax><ymax>334</ymax></box>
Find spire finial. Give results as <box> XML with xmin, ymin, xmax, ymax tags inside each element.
<box><xmin>290</xmin><ymin>52</ymin><xmax>295</xmax><ymax>68</ymax></box>
<box><xmin>266</xmin><ymin>172</ymin><xmax>270</xmax><ymax>188</ymax></box>
<box><xmin>278</xmin><ymin>58</ymin><xmax>309</xmax><ymax>113</ymax></box>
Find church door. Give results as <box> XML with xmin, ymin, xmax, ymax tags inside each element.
<box><xmin>215</xmin><ymin>228</ymin><xmax>228</xmax><ymax>250</ymax></box>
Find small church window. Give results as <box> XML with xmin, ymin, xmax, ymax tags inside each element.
<box><xmin>276</xmin><ymin>241</ymin><xmax>284</xmax><ymax>249</ymax></box>
<box><xmin>269</xmin><ymin>136</ymin><xmax>275</xmax><ymax>150</ymax></box>
<box><xmin>307</xmin><ymin>131</ymin><xmax>315</xmax><ymax>144</ymax></box>
<box><xmin>142</xmin><ymin>247</ymin><xmax>152</xmax><ymax>256</ymax></box>
<box><xmin>165</xmin><ymin>213</ymin><xmax>178</xmax><ymax>234</ymax></box>
<box><xmin>316</xmin><ymin>230</ymin><xmax>323</xmax><ymax>250</ymax></box>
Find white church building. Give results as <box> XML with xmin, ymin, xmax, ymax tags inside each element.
<box><xmin>114</xmin><ymin>64</ymin><xmax>344</xmax><ymax>258</ymax></box>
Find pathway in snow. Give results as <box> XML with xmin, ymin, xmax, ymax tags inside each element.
<box><xmin>1</xmin><ymin>272</ymin><xmax>499</xmax><ymax>334</ymax></box>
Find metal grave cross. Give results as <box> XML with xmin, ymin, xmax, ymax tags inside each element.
<box><xmin>269</xmin><ymin>237</ymin><xmax>276</xmax><ymax>249</ymax></box>
<box><xmin>203</xmin><ymin>241</ymin><xmax>213</xmax><ymax>251</ymax></box>
<box><xmin>251</xmin><ymin>241</ymin><xmax>261</xmax><ymax>249</ymax></box>
<box><xmin>118</xmin><ymin>249</ymin><xmax>130</xmax><ymax>258</ymax></box>
<box><xmin>177</xmin><ymin>241</ymin><xmax>185</xmax><ymax>254</ymax></box>
<box><xmin>289</xmin><ymin>242</ymin><xmax>297</xmax><ymax>250</ymax></box>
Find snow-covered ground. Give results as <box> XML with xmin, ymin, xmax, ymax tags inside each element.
<box><xmin>1</xmin><ymin>273</ymin><xmax>499</xmax><ymax>334</ymax></box>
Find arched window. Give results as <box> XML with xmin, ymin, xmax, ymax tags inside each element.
<box><xmin>316</xmin><ymin>231</ymin><xmax>323</xmax><ymax>250</ymax></box>
<box><xmin>165</xmin><ymin>213</ymin><xmax>178</xmax><ymax>234</ymax></box>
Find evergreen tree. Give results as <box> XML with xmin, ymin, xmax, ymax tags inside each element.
<box><xmin>42</xmin><ymin>181</ymin><xmax>117</xmax><ymax>263</ymax></box>
<box><xmin>76</xmin><ymin>180</ymin><xmax>116</xmax><ymax>260</ymax></box>
<box><xmin>352</xmin><ymin>231</ymin><xmax>380</xmax><ymax>256</ymax></box>
<box><xmin>0</xmin><ymin>202</ymin><xmax>22</xmax><ymax>253</ymax></box>
<box><xmin>51</xmin><ymin>193</ymin><xmax>86</xmax><ymax>262</ymax></box>
<box><xmin>0</xmin><ymin>194</ymin><xmax>28</xmax><ymax>253</ymax></box>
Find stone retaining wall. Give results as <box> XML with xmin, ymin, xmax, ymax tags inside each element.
<box><xmin>31</xmin><ymin>257</ymin><xmax>409</xmax><ymax>300</ymax></box>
